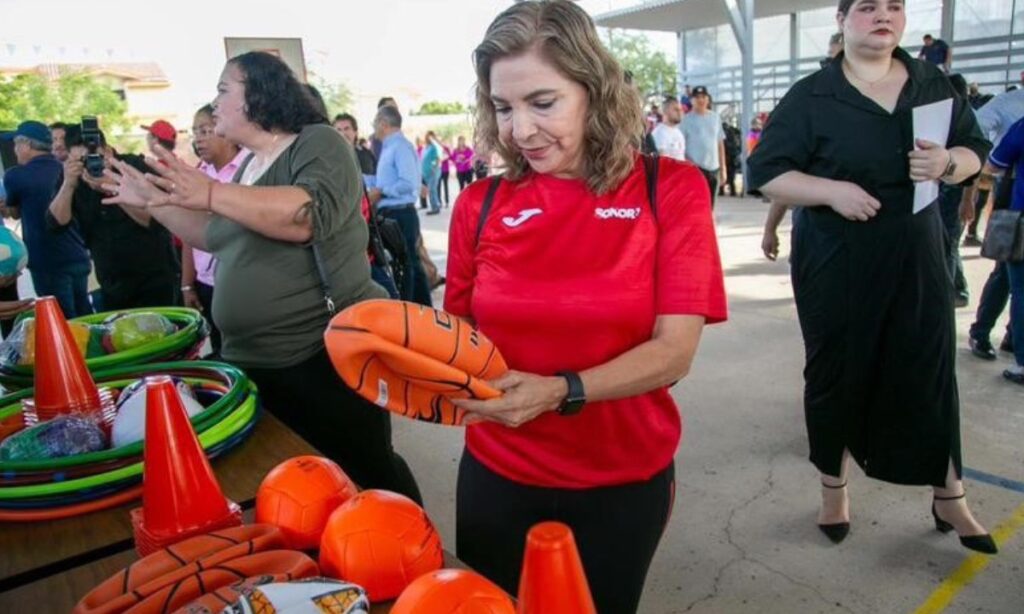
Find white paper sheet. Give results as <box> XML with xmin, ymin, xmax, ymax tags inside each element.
<box><xmin>912</xmin><ymin>98</ymin><xmax>953</xmax><ymax>214</ymax></box>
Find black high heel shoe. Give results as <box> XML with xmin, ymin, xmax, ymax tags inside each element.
<box><xmin>818</xmin><ymin>481</ymin><xmax>850</xmax><ymax>544</ymax></box>
<box><xmin>932</xmin><ymin>494</ymin><xmax>998</xmax><ymax>554</ymax></box>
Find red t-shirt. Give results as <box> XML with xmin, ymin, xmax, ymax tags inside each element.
<box><xmin>444</xmin><ymin>155</ymin><xmax>727</xmax><ymax>489</ymax></box>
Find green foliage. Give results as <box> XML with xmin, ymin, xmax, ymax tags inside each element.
<box><xmin>415</xmin><ymin>100</ymin><xmax>469</xmax><ymax>116</ymax></box>
<box><xmin>312</xmin><ymin>77</ymin><xmax>354</xmax><ymax>120</ymax></box>
<box><xmin>0</xmin><ymin>72</ymin><xmax>130</xmax><ymax>136</ymax></box>
<box><xmin>434</xmin><ymin>121</ymin><xmax>473</xmax><ymax>144</ymax></box>
<box><xmin>607</xmin><ymin>31</ymin><xmax>677</xmax><ymax>98</ymax></box>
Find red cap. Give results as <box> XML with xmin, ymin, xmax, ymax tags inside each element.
<box><xmin>141</xmin><ymin>120</ymin><xmax>176</xmax><ymax>143</ymax></box>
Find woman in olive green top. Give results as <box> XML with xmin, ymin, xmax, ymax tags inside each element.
<box><xmin>103</xmin><ymin>51</ymin><xmax>421</xmax><ymax>502</ymax></box>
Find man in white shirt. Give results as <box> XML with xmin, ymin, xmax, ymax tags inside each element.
<box><xmin>650</xmin><ymin>96</ymin><xmax>686</xmax><ymax>162</ymax></box>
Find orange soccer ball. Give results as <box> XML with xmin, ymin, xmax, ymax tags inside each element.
<box><xmin>319</xmin><ymin>490</ymin><xmax>444</xmax><ymax>601</ymax></box>
<box><xmin>255</xmin><ymin>456</ymin><xmax>358</xmax><ymax>550</ymax></box>
<box><xmin>390</xmin><ymin>569</ymin><xmax>515</xmax><ymax>614</ymax></box>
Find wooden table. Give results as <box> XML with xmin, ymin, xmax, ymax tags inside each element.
<box><xmin>0</xmin><ymin>412</ymin><xmax>318</xmax><ymax>609</ymax></box>
<box><xmin>0</xmin><ymin>413</ymin><xmax>477</xmax><ymax>613</ymax></box>
<box><xmin>3</xmin><ymin>548</ymin><xmax>465</xmax><ymax>613</ymax></box>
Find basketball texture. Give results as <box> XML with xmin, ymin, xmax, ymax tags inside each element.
<box><xmin>324</xmin><ymin>300</ymin><xmax>508</xmax><ymax>426</ymax></box>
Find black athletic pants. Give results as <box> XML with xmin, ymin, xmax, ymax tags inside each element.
<box><xmin>245</xmin><ymin>348</ymin><xmax>422</xmax><ymax>504</ymax></box>
<box><xmin>439</xmin><ymin>169</ymin><xmax>450</xmax><ymax>205</ymax></box>
<box><xmin>0</xmin><ymin>282</ymin><xmax>18</xmax><ymax>339</ymax></box>
<box><xmin>456</xmin><ymin>451</ymin><xmax>674</xmax><ymax>614</ymax></box>
<box><xmin>699</xmin><ymin>167</ymin><xmax>719</xmax><ymax>210</ymax></box>
<box><xmin>456</xmin><ymin>170</ymin><xmax>474</xmax><ymax>191</ymax></box>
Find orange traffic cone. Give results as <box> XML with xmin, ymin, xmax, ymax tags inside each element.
<box><xmin>131</xmin><ymin>376</ymin><xmax>240</xmax><ymax>556</ymax></box>
<box><xmin>22</xmin><ymin>296</ymin><xmax>114</xmax><ymax>426</ymax></box>
<box><xmin>517</xmin><ymin>522</ymin><xmax>596</xmax><ymax>614</ymax></box>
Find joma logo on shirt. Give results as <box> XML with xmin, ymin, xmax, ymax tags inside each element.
<box><xmin>502</xmin><ymin>208</ymin><xmax>543</xmax><ymax>227</ymax></box>
<box><xmin>595</xmin><ymin>207</ymin><xmax>642</xmax><ymax>220</ymax></box>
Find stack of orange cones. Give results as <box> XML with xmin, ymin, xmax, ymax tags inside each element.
<box><xmin>21</xmin><ymin>296</ymin><xmax>115</xmax><ymax>427</ymax></box>
<box><xmin>131</xmin><ymin>376</ymin><xmax>241</xmax><ymax>556</ymax></box>
<box><xmin>517</xmin><ymin>522</ymin><xmax>597</xmax><ymax>614</ymax></box>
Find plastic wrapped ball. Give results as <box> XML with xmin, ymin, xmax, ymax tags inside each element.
<box><xmin>0</xmin><ymin>415</ymin><xmax>107</xmax><ymax>460</ymax></box>
<box><xmin>111</xmin><ymin>377</ymin><xmax>204</xmax><ymax>448</ymax></box>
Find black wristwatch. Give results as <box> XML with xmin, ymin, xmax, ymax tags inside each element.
<box><xmin>555</xmin><ymin>371</ymin><xmax>586</xmax><ymax>416</ymax></box>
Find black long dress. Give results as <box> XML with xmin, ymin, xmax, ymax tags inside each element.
<box><xmin>748</xmin><ymin>49</ymin><xmax>991</xmax><ymax>487</ymax></box>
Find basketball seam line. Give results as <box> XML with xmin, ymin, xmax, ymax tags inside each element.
<box><xmin>447</xmin><ymin>317</ymin><xmax>461</xmax><ymax>365</ymax></box>
<box><xmin>165</xmin><ymin>547</ymin><xmax>187</xmax><ymax>567</ymax></box>
<box><xmin>402</xmin><ymin>303</ymin><xmax>410</xmax><ymax>348</ymax></box>
<box><xmin>479</xmin><ymin>343</ymin><xmax>497</xmax><ymax>378</ymax></box>
<box><xmin>356</xmin><ymin>355</ymin><xmax>376</xmax><ymax>392</ymax></box>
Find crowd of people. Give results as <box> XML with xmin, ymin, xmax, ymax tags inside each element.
<box><xmin>0</xmin><ymin>0</ymin><xmax>1017</xmax><ymax>611</ymax></box>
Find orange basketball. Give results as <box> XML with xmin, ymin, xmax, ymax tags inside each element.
<box><xmin>390</xmin><ymin>569</ymin><xmax>516</xmax><ymax>614</ymax></box>
<box><xmin>255</xmin><ymin>456</ymin><xmax>358</xmax><ymax>550</ymax></box>
<box><xmin>324</xmin><ymin>299</ymin><xmax>508</xmax><ymax>426</ymax></box>
<box><xmin>318</xmin><ymin>489</ymin><xmax>444</xmax><ymax>601</ymax></box>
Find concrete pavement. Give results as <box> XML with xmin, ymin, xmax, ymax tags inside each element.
<box><xmin>400</xmin><ymin>194</ymin><xmax>1023</xmax><ymax>614</ymax></box>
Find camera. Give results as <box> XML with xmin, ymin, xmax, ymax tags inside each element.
<box><xmin>80</xmin><ymin>116</ymin><xmax>105</xmax><ymax>178</ymax></box>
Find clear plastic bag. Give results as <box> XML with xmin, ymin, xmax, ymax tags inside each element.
<box><xmin>0</xmin><ymin>415</ymin><xmax>108</xmax><ymax>460</ymax></box>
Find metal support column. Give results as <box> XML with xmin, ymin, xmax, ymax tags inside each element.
<box><xmin>790</xmin><ymin>13</ymin><xmax>800</xmax><ymax>90</ymax></box>
<box><xmin>677</xmin><ymin>31</ymin><xmax>686</xmax><ymax>92</ymax></box>
<box><xmin>940</xmin><ymin>0</ymin><xmax>956</xmax><ymax>45</ymax></box>
<box><xmin>724</xmin><ymin>0</ymin><xmax>754</xmax><ymax>190</ymax></box>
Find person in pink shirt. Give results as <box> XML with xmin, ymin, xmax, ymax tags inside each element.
<box><xmin>183</xmin><ymin>104</ymin><xmax>246</xmax><ymax>356</ymax></box>
<box><xmin>452</xmin><ymin>135</ymin><xmax>475</xmax><ymax>192</ymax></box>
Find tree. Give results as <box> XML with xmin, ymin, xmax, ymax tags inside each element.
<box><xmin>311</xmin><ymin>77</ymin><xmax>354</xmax><ymax>120</ymax></box>
<box><xmin>606</xmin><ymin>31</ymin><xmax>677</xmax><ymax>98</ymax></box>
<box><xmin>415</xmin><ymin>100</ymin><xmax>468</xmax><ymax>116</ymax></box>
<box><xmin>0</xmin><ymin>72</ymin><xmax>130</xmax><ymax>136</ymax></box>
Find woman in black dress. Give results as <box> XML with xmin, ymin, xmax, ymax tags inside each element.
<box><xmin>748</xmin><ymin>0</ymin><xmax>996</xmax><ymax>554</ymax></box>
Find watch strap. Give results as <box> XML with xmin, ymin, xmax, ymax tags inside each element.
<box><xmin>555</xmin><ymin>371</ymin><xmax>585</xmax><ymax>416</ymax></box>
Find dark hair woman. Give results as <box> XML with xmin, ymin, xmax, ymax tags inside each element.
<box><xmin>102</xmin><ymin>51</ymin><xmax>421</xmax><ymax>503</ymax></box>
<box><xmin>747</xmin><ymin>0</ymin><xmax>995</xmax><ymax>553</ymax></box>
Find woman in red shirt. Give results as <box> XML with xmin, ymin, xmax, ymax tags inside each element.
<box><xmin>446</xmin><ymin>2</ymin><xmax>726</xmax><ymax>612</ymax></box>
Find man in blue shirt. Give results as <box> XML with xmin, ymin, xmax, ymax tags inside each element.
<box><xmin>368</xmin><ymin>105</ymin><xmax>432</xmax><ymax>307</ymax></box>
<box><xmin>984</xmin><ymin>117</ymin><xmax>1024</xmax><ymax>383</ymax></box>
<box><xmin>964</xmin><ymin>89</ymin><xmax>1024</xmax><ymax>360</ymax></box>
<box><xmin>918</xmin><ymin>34</ymin><xmax>951</xmax><ymax>73</ymax></box>
<box><xmin>1</xmin><ymin>121</ymin><xmax>92</xmax><ymax>318</ymax></box>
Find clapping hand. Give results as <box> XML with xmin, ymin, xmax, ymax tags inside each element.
<box><xmin>101</xmin><ymin>159</ymin><xmax>171</xmax><ymax>208</ymax></box>
<box><xmin>141</xmin><ymin>144</ymin><xmax>214</xmax><ymax>210</ymax></box>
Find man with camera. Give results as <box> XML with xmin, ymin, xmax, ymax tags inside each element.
<box><xmin>2</xmin><ymin>121</ymin><xmax>92</xmax><ymax>318</ymax></box>
<box><xmin>47</xmin><ymin>119</ymin><xmax>178</xmax><ymax>310</ymax></box>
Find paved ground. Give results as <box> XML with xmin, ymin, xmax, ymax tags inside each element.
<box><xmin>401</xmin><ymin>193</ymin><xmax>1023</xmax><ymax>614</ymax></box>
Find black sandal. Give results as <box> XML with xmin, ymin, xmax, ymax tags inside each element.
<box><xmin>818</xmin><ymin>481</ymin><xmax>850</xmax><ymax>544</ymax></box>
<box><xmin>932</xmin><ymin>494</ymin><xmax>998</xmax><ymax>554</ymax></box>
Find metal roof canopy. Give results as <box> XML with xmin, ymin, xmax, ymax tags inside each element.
<box><xmin>593</xmin><ymin>0</ymin><xmax>837</xmax><ymax>183</ymax></box>
<box><xmin>593</xmin><ymin>0</ymin><xmax>837</xmax><ymax>32</ymax></box>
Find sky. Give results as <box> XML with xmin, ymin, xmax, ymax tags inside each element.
<box><xmin>0</xmin><ymin>0</ymin><xmax>670</xmax><ymax>123</ymax></box>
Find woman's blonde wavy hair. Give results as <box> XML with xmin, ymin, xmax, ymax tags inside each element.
<box><xmin>473</xmin><ymin>0</ymin><xmax>644</xmax><ymax>195</ymax></box>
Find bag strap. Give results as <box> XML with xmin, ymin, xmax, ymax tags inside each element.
<box><xmin>311</xmin><ymin>242</ymin><xmax>337</xmax><ymax>315</ymax></box>
<box><xmin>643</xmin><ymin>153</ymin><xmax>659</xmax><ymax>217</ymax></box>
<box><xmin>363</xmin><ymin>183</ymin><xmax>390</xmax><ymax>266</ymax></box>
<box><xmin>474</xmin><ymin>175</ymin><xmax>503</xmax><ymax>247</ymax></box>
